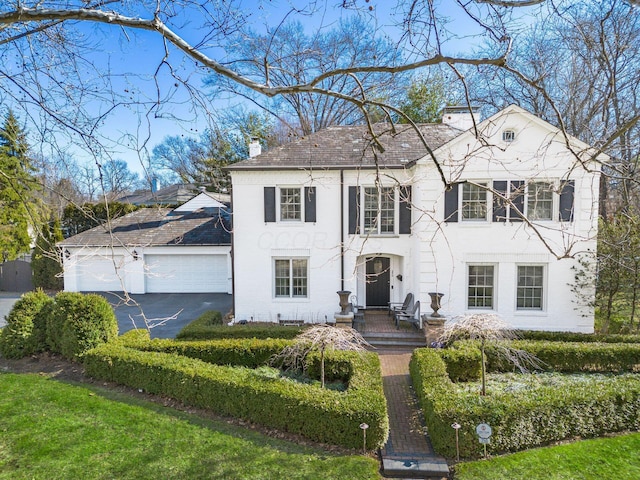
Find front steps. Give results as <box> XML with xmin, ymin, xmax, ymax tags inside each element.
<box><xmin>363</xmin><ymin>330</ymin><xmax>427</xmax><ymax>350</ymax></box>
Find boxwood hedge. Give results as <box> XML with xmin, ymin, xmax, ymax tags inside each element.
<box><xmin>0</xmin><ymin>289</ymin><xmax>52</xmax><ymax>359</ymax></box>
<box><xmin>85</xmin><ymin>330</ymin><xmax>388</xmax><ymax>449</ymax></box>
<box><xmin>411</xmin><ymin>344</ymin><xmax>640</xmax><ymax>459</ymax></box>
<box><xmin>410</xmin><ymin>348</ymin><xmax>640</xmax><ymax>459</ymax></box>
<box><xmin>176</xmin><ymin>315</ymin><xmax>306</xmax><ymax>340</ymax></box>
<box><xmin>118</xmin><ymin>330</ymin><xmax>291</xmax><ymax>368</ymax></box>
<box><xmin>517</xmin><ymin>330</ymin><xmax>640</xmax><ymax>344</ymax></box>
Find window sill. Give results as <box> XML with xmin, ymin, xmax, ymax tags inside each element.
<box><xmin>358</xmin><ymin>234</ymin><xmax>400</xmax><ymax>238</ymax></box>
<box><xmin>273</xmin><ymin>297</ymin><xmax>310</xmax><ymax>303</ymax></box>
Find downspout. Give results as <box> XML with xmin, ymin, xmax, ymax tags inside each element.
<box><xmin>340</xmin><ymin>169</ymin><xmax>345</xmax><ymax>291</ymax></box>
<box><xmin>229</xmin><ymin>180</ymin><xmax>236</xmax><ymax>319</ymax></box>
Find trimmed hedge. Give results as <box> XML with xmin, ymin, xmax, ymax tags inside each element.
<box><xmin>118</xmin><ymin>330</ymin><xmax>291</xmax><ymax>368</ymax></box>
<box><xmin>0</xmin><ymin>290</ymin><xmax>53</xmax><ymax>358</ymax></box>
<box><xmin>47</xmin><ymin>292</ymin><xmax>118</xmax><ymax>360</ymax></box>
<box><xmin>438</xmin><ymin>343</ymin><xmax>482</xmax><ymax>382</ymax></box>
<box><xmin>176</xmin><ymin>318</ymin><xmax>306</xmax><ymax>340</ymax></box>
<box><xmin>85</xmin><ymin>331</ymin><xmax>388</xmax><ymax>449</ymax></box>
<box><xmin>517</xmin><ymin>330</ymin><xmax>640</xmax><ymax>344</ymax></box>
<box><xmin>411</xmin><ymin>348</ymin><xmax>640</xmax><ymax>459</ymax></box>
<box><xmin>486</xmin><ymin>341</ymin><xmax>640</xmax><ymax>374</ymax></box>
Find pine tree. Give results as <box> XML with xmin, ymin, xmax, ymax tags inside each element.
<box><xmin>0</xmin><ymin>110</ymin><xmax>37</xmax><ymax>260</ymax></box>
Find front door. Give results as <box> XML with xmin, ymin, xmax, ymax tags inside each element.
<box><xmin>366</xmin><ymin>257</ymin><xmax>390</xmax><ymax>308</ymax></box>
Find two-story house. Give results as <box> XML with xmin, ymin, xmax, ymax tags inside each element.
<box><xmin>227</xmin><ymin>105</ymin><xmax>604</xmax><ymax>332</ymax></box>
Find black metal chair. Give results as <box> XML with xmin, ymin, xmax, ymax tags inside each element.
<box><xmin>349</xmin><ymin>302</ymin><xmax>366</xmax><ymax>332</ymax></box>
<box><xmin>395</xmin><ymin>301</ymin><xmax>421</xmax><ymax>329</ymax></box>
<box><xmin>389</xmin><ymin>293</ymin><xmax>414</xmax><ymax>318</ymax></box>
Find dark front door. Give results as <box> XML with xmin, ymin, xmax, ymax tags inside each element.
<box><xmin>366</xmin><ymin>257</ymin><xmax>390</xmax><ymax>308</ymax></box>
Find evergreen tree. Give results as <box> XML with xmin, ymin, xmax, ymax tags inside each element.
<box><xmin>0</xmin><ymin>110</ymin><xmax>37</xmax><ymax>260</ymax></box>
<box><xmin>32</xmin><ymin>219</ymin><xmax>64</xmax><ymax>291</ymax></box>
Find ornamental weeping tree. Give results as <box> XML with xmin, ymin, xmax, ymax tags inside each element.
<box><xmin>271</xmin><ymin>324</ymin><xmax>371</xmax><ymax>388</ymax></box>
<box><xmin>439</xmin><ymin>314</ymin><xmax>540</xmax><ymax>396</ymax></box>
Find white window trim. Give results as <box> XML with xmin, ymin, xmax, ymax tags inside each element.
<box><xmin>525</xmin><ymin>181</ymin><xmax>557</xmax><ymax>222</ymax></box>
<box><xmin>460</xmin><ymin>182</ymin><xmax>490</xmax><ymax>223</ymax></box>
<box><xmin>361</xmin><ymin>185</ymin><xmax>398</xmax><ymax>235</ymax></box>
<box><xmin>277</xmin><ymin>186</ymin><xmax>303</xmax><ymax>222</ymax></box>
<box><xmin>273</xmin><ymin>257</ymin><xmax>309</xmax><ymax>300</ymax></box>
<box><xmin>515</xmin><ymin>264</ymin><xmax>547</xmax><ymax>312</ymax></box>
<box><xmin>466</xmin><ymin>263</ymin><xmax>497</xmax><ymax>311</ymax></box>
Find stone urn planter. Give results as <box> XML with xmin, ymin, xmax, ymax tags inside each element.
<box><xmin>428</xmin><ymin>292</ymin><xmax>444</xmax><ymax>318</ymax></box>
<box><xmin>337</xmin><ymin>290</ymin><xmax>351</xmax><ymax>315</ymax></box>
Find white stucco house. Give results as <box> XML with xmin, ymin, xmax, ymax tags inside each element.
<box><xmin>59</xmin><ymin>192</ymin><xmax>232</xmax><ymax>294</ymax></box>
<box><xmin>227</xmin><ymin>105</ymin><xmax>604</xmax><ymax>332</ymax></box>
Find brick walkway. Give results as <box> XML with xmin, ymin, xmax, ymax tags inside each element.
<box><xmin>378</xmin><ymin>351</ymin><xmax>435</xmax><ymax>457</ymax></box>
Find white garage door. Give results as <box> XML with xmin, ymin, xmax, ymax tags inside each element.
<box><xmin>76</xmin><ymin>255</ymin><xmax>126</xmax><ymax>292</ymax></box>
<box><xmin>145</xmin><ymin>254</ymin><xmax>228</xmax><ymax>293</ymax></box>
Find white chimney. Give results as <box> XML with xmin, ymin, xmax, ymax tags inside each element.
<box><xmin>249</xmin><ymin>137</ymin><xmax>262</xmax><ymax>158</ymax></box>
<box><xmin>441</xmin><ymin>106</ymin><xmax>480</xmax><ymax>131</ymax></box>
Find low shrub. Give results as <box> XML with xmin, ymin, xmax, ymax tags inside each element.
<box><xmin>486</xmin><ymin>341</ymin><xmax>640</xmax><ymax>373</ymax></box>
<box><xmin>195</xmin><ymin>310</ymin><xmax>224</xmax><ymax>326</ymax></box>
<box><xmin>411</xmin><ymin>346</ymin><xmax>640</xmax><ymax>459</ymax></box>
<box><xmin>84</xmin><ymin>333</ymin><xmax>388</xmax><ymax>449</ymax></box>
<box><xmin>438</xmin><ymin>343</ymin><xmax>482</xmax><ymax>382</ymax></box>
<box><xmin>119</xmin><ymin>330</ymin><xmax>291</xmax><ymax>368</ymax></box>
<box><xmin>47</xmin><ymin>292</ymin><xmax>118</xmax><ymax>360</ymax></box>
<box><xmin>517</xmin><ymin>330</ymin><xmax>640</xmax><ymax>344</ymax></box>
<box><xmin>176</xmin><ymin>320</ymin><xmax>306</xmax><ymax>340</ymax></box>
<box><xmin>0</xmin><ymin>290</ymin><xmax>52</xmax><ymax>359</ymax></box>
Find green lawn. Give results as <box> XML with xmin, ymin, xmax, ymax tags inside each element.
<box><xmin>0</xmin><ymin>373</ymin><xmax>380</xmax><ymax>480</ymax></box>
<box><xmin>455</xmin><ymin>432</ymin><xmax>640</xmax><ymax>480</ymax></box>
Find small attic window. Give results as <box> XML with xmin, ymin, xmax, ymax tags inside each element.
<box><xmin>502</xmin><ymin>130</ymin><xmax>516</xmax><ymax>143</ymax></box>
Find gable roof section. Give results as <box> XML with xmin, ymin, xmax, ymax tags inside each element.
<box><xmin>59</xmin><ymin>207</ymin><xmax>231</xmax><ymax>247</ymax></box>
<box><xmin>227</xmin><ymin>123</ymin><xmax>462</xmax><ymax>170</ymax></box>
<box><xmin>431</xmin><ymin>104</ymin><xmax>610</xmax><ymax>163</ymax></box>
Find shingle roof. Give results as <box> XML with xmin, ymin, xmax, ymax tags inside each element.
<box><xmin>227</xmin><ymin>123</ymin><xmax>462</xmax><ymax>170</ymax></box>
<box><xmin>59</xmin><ymin>207</ymin><xmax>231</xmax><ymax>247</ymax></box>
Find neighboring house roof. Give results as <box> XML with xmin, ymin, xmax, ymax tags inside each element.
<box><xmin>59</xmin><ymin>206</ymin><xmax>231</xmax><ymax>247</ymax></box>
<box><xmin>118</xmin><ymin>184</ymin><xmax>231</xmax><ymax>206</ymax></box>
<box><xmin>226</xmin><ymin>123</ymin><xmax>462</xmax><ymax>170</ymax></box>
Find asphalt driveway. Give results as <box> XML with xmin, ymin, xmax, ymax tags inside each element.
<box><xmin>99</xmin><ymin>292</ymin><xmax>233</xmax><ymax>339</ymax></box>
<box><xmin>1</xmin><ymin>291</ymin><xmax>231</xmax><ymax>339</ymax></box>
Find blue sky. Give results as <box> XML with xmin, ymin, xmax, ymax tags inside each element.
<box><xmin>13</xmin><ymin>1</ymin><xmax>538</xmax><ymax>178</ymax></box>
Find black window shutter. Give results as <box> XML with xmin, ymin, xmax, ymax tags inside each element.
<box><xmin>264</xmin><ymin>187</ymin><xmax>276</xmax><ymax>223</ymax></box>
<box><xmin>492</xmin><ymin>181</ymin><xmax>508</xmax><ymax>222</ymax></box>
<box><xmin>348</xmin><ymin>186</ymin><xmax>360</xmax><ymax>234</ymax></box>
<box><xmin>399</xmin><ymin>185</ymin><xmax>412</xmax><ymax>234</ymax></box>
<box><xmin>444</xmin><ymin>183</ymin><xmax>459</xmax><ymax>223</ymax></box>
<box><xmin>559</xmin><ymin>180</ymin><xmax>575</xmax><ymax>222</ymax></box>
<box><xmin>510</xmin><ymin>181</ymin><xmax>525</xmax><ymax>222</ymax></box>
<box><xmin>304</xmin><ymin>187</ymin><xmax>316</xmax><ymax>223</ymax></box>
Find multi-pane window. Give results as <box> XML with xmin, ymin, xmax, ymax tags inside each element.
<box><xmin>527</xmin><ymin>182</ymin><xmax>554</xmax><ymax>221</ymax></box>
<box><xmin>364</xmin><ymin>187</ymin><xmax>395</xmax><ymax>234</ymax></box>
<box><xmin>280</xmin><ymin>188</ymin><xmax>301</xmax><ymax>221</ymax></box>
<box><xmin>468</xmin><ymin>265</ymin><xmax>494</xmax><ymax>309</ymax></box>
<box><xmin>517</xmin><ymin>265</ymin><xmax>544</xmax><ymax>310</ymax></box>
<box><xmin>274</xmin><ymin>259</ymin><xmax>308</xmax><ymax>298</ymax></box>
<box><xmin>462</xmin><ymin>183</ymin><xmax>488</xmax><ymax>221</ymax></box>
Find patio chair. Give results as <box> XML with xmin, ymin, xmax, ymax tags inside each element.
<box><xmin>395</xmin><ymin>301</ymin><xmax>421</xmax><ymax>330</ymax></box>
<box><xmin>388</xmin><ymin>293</ymin><xmax>414</xmax><ymax>318</ymax></box>
<box><xmin>349</xmin><ymin>302</ymin><xmax>365</xmax><ymax>332</ymax></box>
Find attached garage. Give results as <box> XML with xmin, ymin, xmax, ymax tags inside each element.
<box><xmin>60</xmin><ymin>192</ymin><xmax>232</xmax><ymax>295</ymax></box>
<box><xmin>74</xmin><ymin>255</ymin><xmax>127</xmax><ymax>292</ymax></box>
<box><xmin>145</xmin><ymin>254</ymin><xmax>229</xmax><ymax>293</ymax></box>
